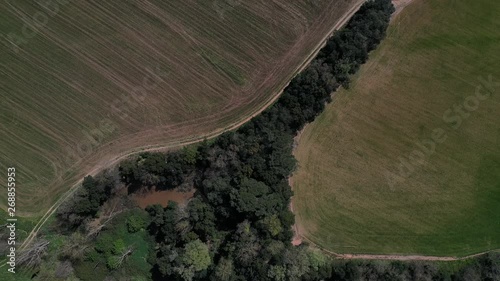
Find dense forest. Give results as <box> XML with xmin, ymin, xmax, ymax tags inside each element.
<box><xmin>118</xmin><ymin>1</ymin><xmax>396</xmax><ymax>279</ymax></box>
<box><xmin>16</xmin><ymin>0</ymin><xmax>499</xmax><ymax>280</ymax></box>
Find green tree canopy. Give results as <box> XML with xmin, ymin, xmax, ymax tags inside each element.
<box><xmin>182</xmin><ymin>239</ymin><xmax>211</xmax><ymax>272</ymax></box>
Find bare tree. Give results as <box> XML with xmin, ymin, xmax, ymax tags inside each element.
<box><xmin>116</xmin><ymin>245</ymin><xmax>134</xmax><ymax>267</ymax></box>
<box><xmin>85</xmin><ymin>198</ymin><xmax>125</xmax><ymax>238</ymax></box>
<box><xmin>108</xmin><ymin>245</ymin><xmax>134</xmax><ymax>269</ymax></box>
<box><xmin>18</xmin><ymin>239</ymin><xmax>50</xmax><ymax>269</ymax></box>
<box><xmin>175</xmin><ymin>202</ymin><xmax>192</xmax><ymax>235</ymax></box>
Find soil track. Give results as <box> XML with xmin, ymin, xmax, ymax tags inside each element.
<box><xmin>2</xmin><ymin>0</ymin><xmax>362</xmax><ymax>216</ymax></box>
<box><xmin>4</xmin><ymin>0</ymin><xmax>497</xmax><ymax>266</ymax></box>
<box><xmin>11</xmin><ymin>0</ymin><xmax>366</xmax><ymax>255</ymax></box>
<box><xmin>302</xmin><ymin>236</ymin><xmax>498</xmax><ymax>261</ymax></box>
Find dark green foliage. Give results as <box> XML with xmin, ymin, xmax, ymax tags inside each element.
<box><xmin>318</xmin><ymin>0</ymin><xmax>394</xmax><ymax>87</ymax></box>
<box><xmin>74</xmin><ymin>209</ymin><xmax>153</xmax><ymax>281</ymax></box>
<box><xmin>94</xmin><ymin>232</ymin><xmax>115</xmax><ymax>256</ymax></box>
<box><xmin>74</xmin><ymin>261</ymin><xmax>109</xmax><ymax>281</ymax></box>
<box><xmin>146</xmin><ymin>202</ymin><xmax>180</xmax><ymax>244</ymax></box>
<box><xmin>230</xmin><ymin>178</ymin><xmax>283</xmax><ymax>219</ymax></box>
<box><xmin>120</xmin><ymin>151</ymin><xmax>196</xmax><ymax>189</ymax></box>
<box><xmin>56</xmin><ymin>175</ymin><xmax>113</xmax><ymax>230</ymax></box>
<box><xmin>187</xmin><ymin>198</ymin><xmax>217</xmax><ymax>240</ymax></box>
<box><xmin>324</xmin><ymin>254</ymin><xmax>500</xmax><ymax>281</ymax></box>
<box><xmin>139</xmin><ymin>1</ymin><xmax>395</xmax><ymax>280</ymax></box>
<box><xmin>62</xmin><ymin>1</ymin><xmax>395</xmax><ymax>280</ymax></box>
<box><xmin>127</xmin><ymin>212</ymin><xmax>148</xmax><ymax>233</ymax></box>
<box><xmin>54</xmin><ymin>1</ymin><xmax>500</xmax><ymax>280</ymax></box>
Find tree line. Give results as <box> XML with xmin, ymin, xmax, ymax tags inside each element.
<box><xmin>46</xmin><ymin>1</ymin><xmax>500</xmax><ymax>280</ymax></box>
<box><xmin>115</xmin><ymin>1</ymin><xmax>396</xmax><ymax>280</ymax></box>
<box><xmin>48</xmin><ymin>1</ymin><xmax>500</xmax><ymax>280</ymax></box>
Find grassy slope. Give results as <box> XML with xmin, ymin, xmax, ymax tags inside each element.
<box><xmin>0</xmin><ymin>0</ymin><xmax>358</xmax><ymax>216</ymax></box>
<box><xmin>292</xmin><ymin>0</ymin><xmax>500</xmax><ymax>256</ymax></box>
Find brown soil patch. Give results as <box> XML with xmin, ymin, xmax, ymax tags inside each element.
<box><xmin>131</xmin><ymin>187</ymin><xmax>195</xmax><ymax>209</ymax></box>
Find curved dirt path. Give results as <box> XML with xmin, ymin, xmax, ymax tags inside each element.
<box><xmin>301</xmin><ymin>236</ymin><xmax>498</xmax><ymax>261</ymax></box>
<box><xmin>5</xmin><ymin>0</ymin><xmax>496</xmax><ymax>266</ymax></box>
<box><xmin>8</xmin><ymin>0</ymin><xmax>367</xmax><ymax>256</ymax></box>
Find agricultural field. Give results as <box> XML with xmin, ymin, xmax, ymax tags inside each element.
<box><xmin>0</xmin><ymin>0</ymin><xmax>361</xmax><ymax>216</ymax></box>
<box><xmin>292</xmin><ymin>0</ymin><xmax>500</xmax><ymax>256</ymax></box>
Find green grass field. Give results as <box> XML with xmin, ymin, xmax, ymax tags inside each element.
<box><xmin>292</xmin><ymin>0</ymin><xmax>500</xmax><ymax>256</ymax></box>
<box><xmin>0</xmin><ymin>0</ymin><xmax>360</xmax><ymax>216</ymax></box>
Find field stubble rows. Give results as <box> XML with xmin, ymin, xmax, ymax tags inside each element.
<box><xmin>0</xmin><ymin>0</ymin><xmax>360</xmax><ymax>216</ymax></box>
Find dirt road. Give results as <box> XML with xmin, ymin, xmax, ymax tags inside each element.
<box><xmin>301</xmin><ymin>235</ymin><xmax>498</xmax><ymax>261</ymax></box>
<box><xmin>12</xmin><ymin>0</ymin><xmax>367</xmax><ymax>255</ymax></box>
